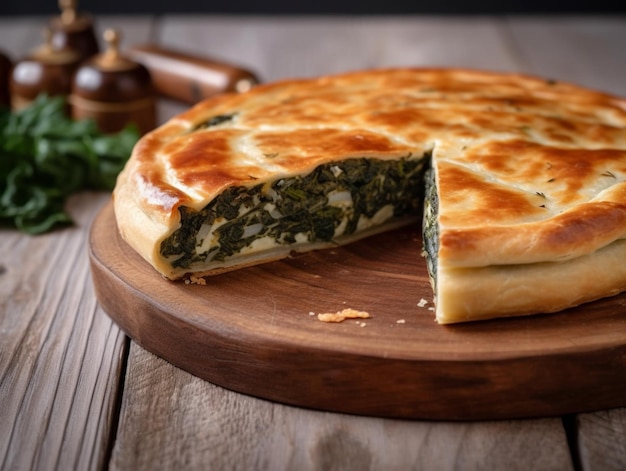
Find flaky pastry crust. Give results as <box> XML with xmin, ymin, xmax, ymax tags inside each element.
<box><xmin>113</xmin><ymin>67</ymin><xmax>626</xmax><ymax>322</ymax></box>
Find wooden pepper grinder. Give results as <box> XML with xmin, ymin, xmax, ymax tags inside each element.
<box><xmin>9</xmin><ymin>28</ymin><xmax>81</xmax><ymax>111</ymax></box>
<box><xmin>0</xmin><ymin>51</ymin><xmax>11</xmax><ymax>107</ymax></box>
<box><xmin>50</xmin><ymin>0</ymin><xmax>100</xmax><ymax>62</ymax></box>
<box><xmin>70</xmin><ymin>29</ymin><xmax>156</xmax><ymax>135</ymax></box>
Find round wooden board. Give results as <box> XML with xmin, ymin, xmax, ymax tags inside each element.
<box><xmin>89</xmin><ymin>201</ymin><xmax>626</xmax><ymax>420</ymax></box>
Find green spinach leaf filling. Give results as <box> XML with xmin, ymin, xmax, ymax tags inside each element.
<box><xmin>189</xmin><ymin>113</ymin><xmax>237</xmax><ymax>132</ymax></box>
<box><xmin>422</xmin><ymin>167</ymin><xmax>439</xmax><ymax>288</ymax></box>
<box><xmin>160</xmin><ymin>155</ymin><xmax>428</xmax><ymax>269</ymax></box>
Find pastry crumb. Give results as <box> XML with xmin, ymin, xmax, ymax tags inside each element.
<box><xmin>317</xmin><ymin>308</ymin><xmax>370</xmax><ymax>323</ymax></box>
<box><xmin>396</xmin><ymin>319</ymin><xmax>406</xmax><ymax>324</ymax></box>
<box><xmin>417</xmin><ymin>298</ymin><xmax>428</xmax><ymax>308</ymax></box>
<box><xmin>187</xmin><ymin>275</ymin><xmax>207</xmax><ymax>285</ymax></box>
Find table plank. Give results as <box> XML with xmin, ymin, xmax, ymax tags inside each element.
<box><xmin>577</xmin><ymin>409</ymin><xmax>626</xmax><ymax>471</ymax></box>
<box><xmin>0</xmin><ymin>16</ymin><xmax>156</xmax><ymax>64</ymax></box>
<box><xmin>0</xmin><ymin>193</ymin><xmax>125</xmax><ymax>471</ymax></box>
<box><xmin>107</xmin><ymin>15</ymin><xmax>575</xmax><ymax>470</ymax></box>
<box><xmin>2</xmin><ymin>13</ymin><xmax>625</xmax><ymax>471</ymax></box>
<box><xmin>506</xmin><ymin>16</ymin><xmax>626</xmax><ymax>96</ymax></box>
<box><xmin>0</xmin><ymin>15</ymin><xmax>155</xmax><ymax>471</ymax></box>
<box><xmin>0</xmin><ymin>17</ymin><xmax>47</xmax><ymax>59</ymax></box>
<box><xmin>506</xmin><ymin>17</ymin><xmax>626</xmax><ymax>471</ymax></box>
<box><xmin>156</xmin><ymin>15</ymin><xmax>521</xmax><ymax>83</ymax></box>
<box><xmin>111</xmin><ymin>345</ymin><xmax>573</xmax><ymax>471</ymax></box>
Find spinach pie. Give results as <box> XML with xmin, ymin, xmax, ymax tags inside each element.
<box><xmin>113</xmin><ymin>68</ymin><xmax>626</xmax><ymax>323</ymax></box>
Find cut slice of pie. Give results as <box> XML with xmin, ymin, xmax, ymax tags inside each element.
<box><xmin>113</xmin><ymin>67</ymin><xmax>626</xmax><ymax>323</ymax></box>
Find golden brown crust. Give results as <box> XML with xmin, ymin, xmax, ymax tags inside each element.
<box><xmin>436</xmin><ymin>239</ymin><xmax>626</xmax><ymax>324</ymax></box>
<box><xmin>113</xmin><ymin>67</ymin><xmax>626</xmax><ymax>322</ymax></box>
<box><xmin>436</xmin><ymin>139</ymin><xmax>626</xmax><ymax>267</ymax></box>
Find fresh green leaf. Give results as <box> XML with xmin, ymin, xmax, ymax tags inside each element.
<box><xmin>0</xmin><ymin>94</ymin><xmax>140</xmax><ymax>234</ymax></box>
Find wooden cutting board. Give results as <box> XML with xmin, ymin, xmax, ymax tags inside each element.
<box><xmin>89</xmin><ymin>201</ymin><xmax>626</xmax><ymax>420</ymax></box>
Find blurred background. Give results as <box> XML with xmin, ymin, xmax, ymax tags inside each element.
<box><xmin>2</xmin><ymin>0</ymin><xmax>625</xmax><ymax>15</ymax></box>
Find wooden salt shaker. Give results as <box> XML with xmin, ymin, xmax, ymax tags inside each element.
<box><xmin>70</xmin><ymin>29</ymin><xmax>156</xmax><ymax>135</ymax></box>
<box><xmin>50</xmin><ymin>0</ymin><xmax>99</xmax><ymax>62</ymax></box>
<box><xmin>0</xmin><ymin>51</ymin><xmax>11</xmax><ymax>107</ymax></box>
<box><xmin>9</xmin><ymin>28</ymin><xmax>81</xmax><ymax>111</ymax></box>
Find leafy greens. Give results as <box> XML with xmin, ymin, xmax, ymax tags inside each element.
<box><xmin>0</xmin><ymin>95</ymin><xmax>139</xmax><ymax>234</ymax></box>
<box><xmin>161</xmin><ymin>156</ymin><xmax>426</xmax><ymax>269</ymax></box>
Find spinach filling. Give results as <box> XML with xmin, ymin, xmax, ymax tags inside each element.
<box><xmin>422</xmin><ymin>167</ymin><xmax>439</xmax><ymax>289</ymax></box>
<box><xmin>160</xmin><ymin>155</ymin><xmax>428</xmax><ymax>269</ymax></box>
<box><xmin>189</xmin><ymin>113</ymin><xmax>237</xmax><ymax>132</ymax></box>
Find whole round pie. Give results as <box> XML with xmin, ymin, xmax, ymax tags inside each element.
<box><xmin>113</xmin><ymin>67</ymin><xmax>626</xmax><ymax>323</ymax></box>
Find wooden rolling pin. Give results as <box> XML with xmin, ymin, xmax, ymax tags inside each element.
<box><xmin>126</xmin><ymin>44</ymin><xmax>260</xmax><ymax>104</ymax></box>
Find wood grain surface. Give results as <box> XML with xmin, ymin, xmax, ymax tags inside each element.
<box><xmin>90</xmin><ymin>201</ymin><xmax>626</xmax><ymax>421</ymax></box>
<box><xmin>3</xmin><ymin>14</ymin><xmax>626</xmax><ymax>471</ymax></box>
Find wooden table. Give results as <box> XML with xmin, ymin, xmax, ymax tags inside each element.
<box><xmin>2</xmin><ymin>14</ymin><xmax>626</xmax><ymax>470</ymax></box>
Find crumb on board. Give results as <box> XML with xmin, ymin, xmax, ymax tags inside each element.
<box><xmin>396</xmin><ymin>319</ymin><xmax>406</xmax><ymax>324</ymax></box>
<box><xmin>317</xmin><ymin>308</ymin><xmax>370</xmax><ymax>323</ymax></box>
<box><xmin>417</xmin><ymin>298</ymin><xmax>428</xmax><ymax>308</ymax></box>
<box><xmin>185</xmin><ymin>275</ymin><xmax>207</xmax><ymax>285</ymax></box>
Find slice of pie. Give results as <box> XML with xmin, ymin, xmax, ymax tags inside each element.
<box><xmin>113</xmin><ymin>68</ymin><xmax>626</xmax><ymax>323</ymax></box>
